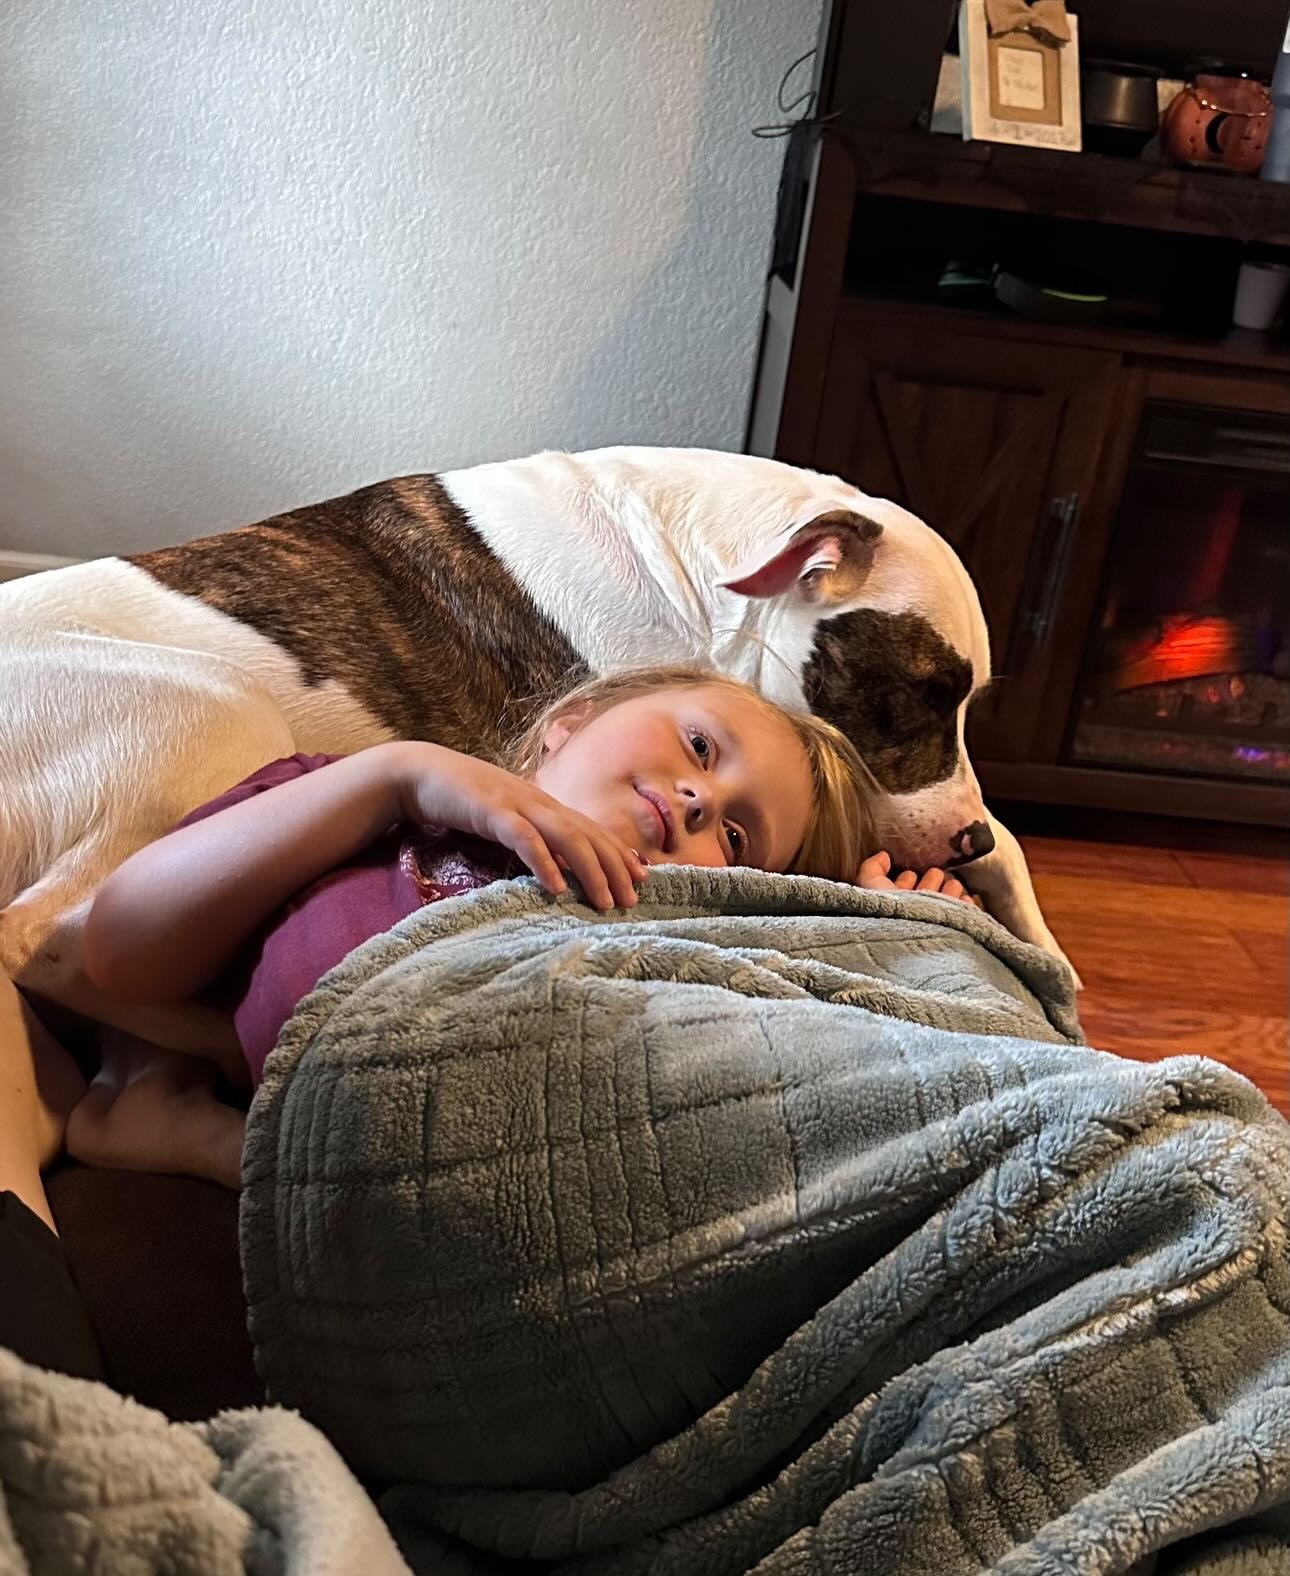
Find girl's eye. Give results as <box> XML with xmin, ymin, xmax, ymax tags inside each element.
<box><xmin>689</xmin><ymin>732</ymin><xmax>711</xmax><ymax>763</ymax></box>
<box><xmin>725</xmin><ymin>824</ymin><xmax>745</xmax><ymax>862</ymax></box>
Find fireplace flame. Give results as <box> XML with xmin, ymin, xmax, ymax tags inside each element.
<box><xmin>1114</xmin><ymin>615</ymin><xmax>1245</xmax><ymax>692</ymax></box>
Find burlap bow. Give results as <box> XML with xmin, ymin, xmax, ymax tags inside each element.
<box><xmin>984</xmin><ymin>0</ymin><xmax>1071</xmax><ymax>46</ymax></box>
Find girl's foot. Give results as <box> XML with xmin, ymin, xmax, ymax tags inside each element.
<box><xmin>66</xmin><ymin>1034</ymin><xmax>245</xmax><ymax>1190</ymax></box>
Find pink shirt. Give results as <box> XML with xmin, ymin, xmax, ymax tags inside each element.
<box><xmin>178</xmin><ymin>755</ymin><xmax>514</xmax><ymax>1085</ymax></box>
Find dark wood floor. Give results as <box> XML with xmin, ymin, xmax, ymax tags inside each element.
<box><xmin>1013</xmin><ymin>813</ymin><xmax>1289</xmax><ymax>1117</ymax></box>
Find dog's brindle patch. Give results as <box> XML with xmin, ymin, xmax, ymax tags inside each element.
<box><xmin>805</xmin><ymin>609</ymin><xmax>973</xmax><ymax>794</ymax></box>
<box><xmin>130</xmin><ymin>476</ymin><xmax>587</xmax><ymax>761</ymax></box>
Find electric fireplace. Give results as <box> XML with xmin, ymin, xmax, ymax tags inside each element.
<box><xmin>1069</xmin><ymin>404</ymin><xmax>1290</xmax><ymax>786</ymax></box>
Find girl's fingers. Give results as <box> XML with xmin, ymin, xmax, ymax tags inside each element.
<box><xmin>872</xmin><ymin>860</ymin><xmax>980</xmax><ymax>905</ymax></box>
<box><xmin>497</xmin><ymin>814</ymin><xmax>566</xmax><ymax>894</ymax></box>
<box><xmin>524</xmin><ymin>804</ymin><xmax>642</xmax><ymax>910</ymax></box>
<box><xmin>554</xmin><ymin>812</ymin><xmax>643</xmax><ymax>909</ymax></box>
<box><xmin>562</xmin><ymin>832</ymin><xmax>620</xmax><ymax>912</ymax></box>
<box><xmin>593</xmin><ymin>841</ymin><xmax>640</xmax><ymax>910</ymax></box>
<box><xmin>545</xmin><ymin>821</ymin><xmax>638</xmax><ymax>910</ymax></box>
<box><xmin>597</xmin><ymin>831</ymin><xmax>644</xmax><ymax>908</ymax></box>
<box><xmin>856</xmin><ymin>851</ymin><xmax>892</xmax><ymax>887</ymax></box>
<box><xmin>514</xmin><ymin>826</ymin><xmax>637</xmax><ymax>911</ymax></box>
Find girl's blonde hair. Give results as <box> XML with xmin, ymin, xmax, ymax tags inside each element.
<box><xmin>503</xmin><ymin>664</ymin><xmax>873</xmax><ymax>883</ymax></box>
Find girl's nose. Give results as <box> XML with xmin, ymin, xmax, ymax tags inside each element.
<box><xmin>679</xmin><ymin>783</ymin><xmax>713</xmax><ymax>832</ymax></box>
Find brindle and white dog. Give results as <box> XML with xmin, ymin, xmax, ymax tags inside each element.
<box><xmin>0</xmin><ymin>446</ymin><xmax>1072</xmax><ymax>1047</ymax></box>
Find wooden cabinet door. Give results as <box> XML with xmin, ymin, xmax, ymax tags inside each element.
<box><xmin>813</xmin><ymin>304</ymin><xmax>1121</xmax><ymax>761</ymax></box>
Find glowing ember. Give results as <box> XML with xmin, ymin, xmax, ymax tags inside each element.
<box><xmin>1114</xmin><ymin>615</ymin><xmax>1245</xmax><ymax>692</ymax></box>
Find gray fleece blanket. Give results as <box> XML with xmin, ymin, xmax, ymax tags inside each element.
<box><xmin>4</xmin><ymin>871</ymin><xmax>1289</xmax><ymax>1575</ymax></box>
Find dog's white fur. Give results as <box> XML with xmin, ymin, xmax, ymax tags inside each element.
<box><xmin>0</xmin><ymin>446</ymin><xmax>1070</xmax><ymax>1039</ymax></box>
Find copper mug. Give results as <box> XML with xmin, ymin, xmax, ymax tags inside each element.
<box><xmin>1161</xmin><ymin>72</ymin><xmax>1272</xmax><ymax>173</ymax></box>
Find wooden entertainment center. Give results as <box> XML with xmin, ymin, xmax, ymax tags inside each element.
<box><xmin>747</xmin><ymin>24</ymin><xmax>1290</xmax><ymax>828</ymax></box>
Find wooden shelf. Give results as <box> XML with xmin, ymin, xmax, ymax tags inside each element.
<box><xmin>836</xmin><ymin>296</ymin><xmax>1290</xmax><ymax>379</ymax></box>
<box><xmin>837</xmin><ymin>126</ymin><xmax>1290</xmax><ymax>247</ymax></box>
<box><xmin>978</xmin><ymin>761</ymin><xmax>1290</xmax><ymax>826</ymax></box>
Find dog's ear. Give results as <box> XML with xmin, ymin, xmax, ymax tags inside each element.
<box><xmin>721</xmin><ymin>510</ymin><xmax>883</xmax><ymax>606</ymax></box>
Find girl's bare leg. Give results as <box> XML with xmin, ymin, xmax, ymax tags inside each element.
<box><xmin>66</xmin><ymin>1032</ymin><xmax>247</xmax><ymax>1191</ymax></box>
<box><xmin>0</xmin><ymin>971</ymin><xmax>86</xmax><ymax>1233</ymax></box>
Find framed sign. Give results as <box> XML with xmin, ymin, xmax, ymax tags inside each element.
<box><xmin>959</xmin><ymin>0</ymin><xmax>1082</xmax><ymax>152</ymax></box>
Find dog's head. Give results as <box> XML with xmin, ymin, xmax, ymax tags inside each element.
<box><xmin>721</xmin><ymin>490</ymin><xmax>994</xmax><ymax>872</ymax></box>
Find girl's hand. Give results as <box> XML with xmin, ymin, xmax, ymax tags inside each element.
<box><xmin>855</xmin><ymin>851</ymin><xmax>981</xmax><ymax>908</ymax></box>
<box><xmin>389</xmin><ymin>742</ymin><xmax>644</xmax><ymax>912</ymax></box>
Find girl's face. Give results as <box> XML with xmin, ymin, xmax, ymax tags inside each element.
<box><xmin>534</xmin><ymin>685</ymin><xmax>812</xmax><ymax>872</ymax></box>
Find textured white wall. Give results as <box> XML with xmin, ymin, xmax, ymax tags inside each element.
<box><xmin>0</xmin><ymin>0</ymin><xmax>818</xmax><ymax>557</ymax></box>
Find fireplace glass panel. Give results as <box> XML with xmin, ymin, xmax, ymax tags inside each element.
<box><xmin>1069</xmin><ymin>404</ymin><xmax>1290</xmax><ymax>784</ymax></box>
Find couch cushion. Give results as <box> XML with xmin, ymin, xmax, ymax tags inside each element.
<box><xmin>47</xmin><ymin>1166</ymin><xmax>261</xmax><ymax>1420</ymax></box>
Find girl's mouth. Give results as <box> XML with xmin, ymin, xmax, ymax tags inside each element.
<box><xmin>634</xmin><ymin>786</ymin><xmax>675</xmax><ymax>853</ymax></box>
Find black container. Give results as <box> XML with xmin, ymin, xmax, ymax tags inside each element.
<box><xmin>1081</xmin><ymin>60</ymin><xmax>1161</xmax><ymax>155</ymax></box>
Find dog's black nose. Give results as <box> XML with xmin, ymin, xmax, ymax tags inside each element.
<box><xmin>952</xmin><ymin>820</ymin><xmax>995</xmax><ymax>864</ymax></box>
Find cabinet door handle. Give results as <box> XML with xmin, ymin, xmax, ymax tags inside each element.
<box><xmin>1024</xmin><ymin>492</ymin><xmax>1081</xmax><ymax>647</ymax></box>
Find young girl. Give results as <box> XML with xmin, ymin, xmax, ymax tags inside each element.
<box><xmin>27</xmin><ymin>664</ymin><xmax>975</xmax><ymax>1194</ymax></box>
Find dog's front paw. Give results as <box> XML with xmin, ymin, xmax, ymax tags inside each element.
<box><xmin>1008</xmin><ymin>910</ymin><xmax>1082</xmax><ymax>989</ymax></box>
<box><xmin>969</xmin><ymin>814</ymin><xmax>1082</xmax><ymax>988</ymax></box>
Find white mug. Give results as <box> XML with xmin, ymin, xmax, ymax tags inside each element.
<box><xmin>1232</xmin><ymin>260</ymin><xmax>1290</xmax><ymax>331</ymax></box>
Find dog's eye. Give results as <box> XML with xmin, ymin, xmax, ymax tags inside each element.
<box><xmin>871</xmin><ymin>691</ymin><xmax>932</xmax><ymax>743</ymax></box>
<box><xmin>921</xmin><ymin>678</ymin><xmax>957</xmax><ymax>716</ymax></box>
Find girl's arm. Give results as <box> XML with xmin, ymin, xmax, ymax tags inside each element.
<box><xmin>83</xmin><ymin>743</ymin><xmax>412</xmax><ymax>1003</ymax></box>
<box><xmin>84</xmin><ymin>741</ymin><xmax>643</xmax><ymax>1005</ymax></box>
